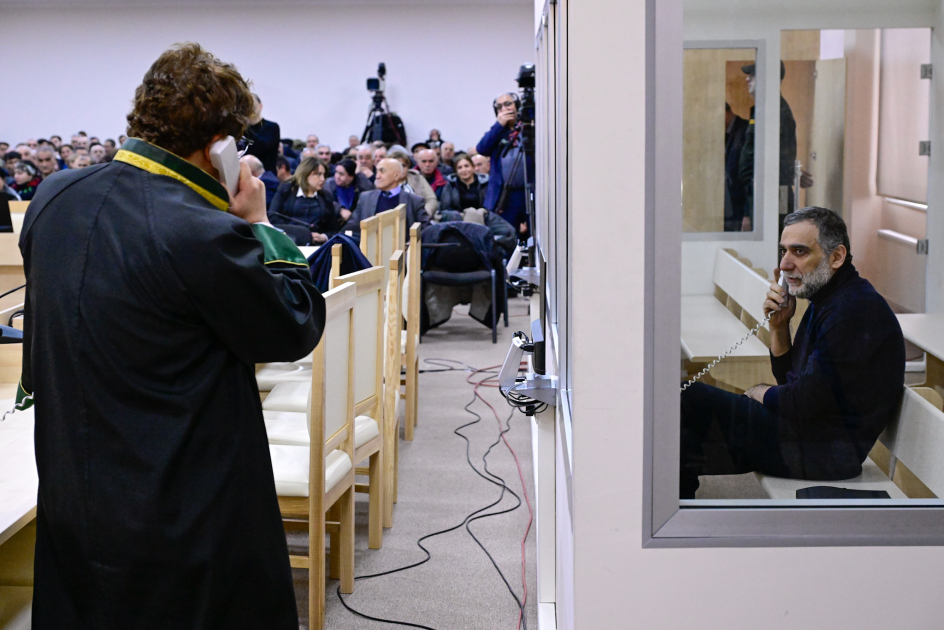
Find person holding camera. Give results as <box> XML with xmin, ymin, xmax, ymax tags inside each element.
<box><xmin>476</xmin><ymin>92</ymin><xmax>533</xmax><ymax>237</ymax></box>
<box><xmin>19</xmin><ymin>43</ymin><xmax>325</xmax><ymax>628</ymax></box>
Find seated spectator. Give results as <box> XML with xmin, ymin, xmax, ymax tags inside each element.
<box><xmin>355</xmin><ymin>144</ymin><xmax>375</xmax><ymax>182</ymax></box>
<box><xmin>103</xmin><ymin>139</ymin><xmax>117</xmax><ymax>150</ymax></box>
<box><xmin>268</xmin><ymin>156</ymin><xmax>339</xmax><ymax>246</ymax></box>
<box><xmin>306</xmin><ymin>134</ymin><xmax>319</xmax><ymax>149</ymax></box>
<box><xmin>89</xmin><ymin>136</ymin><xmax>100</xmax><ymax>145</ymax></box>
<box><xmin>72</xmin><ymin>134</ymin><xmax>89</xmax><ymax>151</ymax></box>
<box><xmin>1</xmin><ymin>167</ymin><xmax>21</xmax><ymax>201</ymax></box>
<box><xmin>4</xmin><ymin>152</ymin><xmax>22</xmax><ymax>180</ymax></box>
<box><xmin>680</xmin><ymin>207</ymin><xmax>905</xmax><ymax>499</ymax></box>
<box><xmin>89</xmin><ymin>143</ymin><xmax>107</xmax><ymax>164</ymax></box>
<box><xmin>25</xmin><ymin>139</ymin><xmax>38</xmax><ymax>150</ymax></box>
<box><xmin>300</xmin><ymin>147</ymin><xmax>318</xmax><ymax>161</ymax></box>
<box><xmin>324</xmin><ymin>158</ymin><xmax>375</xmax><ymax>223</ymax></box>
<box><xmin>341</xmin><ymin>158</ymin><xmax>430</xmax><ymax>237</ymax></box>
<box><xmin>370</xmin><ymin>140</ymin><xmax>386</xmax><ymax>150</ymax></box>
<box><xmin>427</xmin><ymin>129</ymin><xmax>442</xmax><ymax>143</ymax></box>
<box><xmin>411</xmin><ymin>142</ymin><xmax>430</xmax><ymax>158</ymax></box>
<box><xmin>0</xmin><ymin>142</ymin><xmax>9</xmax><ymax>154</ymax></box>
<box><xmin>472</xmin><ymin>154</ymin><xmax>490</xmax><ymax>176</ymax></box>
<box><xmin>314</xmin><ymin>144</ymin><xmax>334</xmax><ymax>176</ymax></box>
<box><xmin>440</xmin><ymin>154</ymin><xmax>488</xmax><ymax>212</ymax></box>
<box><xmin>34</xmin><ymin>146</ymin><xmax>59</xmax><ymax>179</ymax></box>
<box><xmin>372</xmin><ymin>145</ymin><xmax>388</xmax><ymax>166</ymax></box>
<box><xmin>118</xmin><ymin>134</ymin><xmax>128</xmax><ymax>146</ymax></box>
<box><xmin>416</xmin><ymin>149</ymin><xmax>448</xmax><ymax>199</ymax></box>
<box><xmin>241</xmin><ymin>154</ymin><xmax>280</xmax><ymax>207</ymax></box>
<box><xmin>14</xmin><ymin>145</ymin><xmax>33</xmax><ymax>164</ymax></box>
<box><xmin>275</xmin><ymin>156</ymin><xmax>293</xmax><ymax>182</ymax></box>
<box><xmin>276</xmin><ymin>141</ymin><xmax>298</xmax><ymax>172</ymax></box>
<box><xmin>389</xmin><ymin>149</ymin><xmax>439</xmax><ymax>215</ymax></box>
<box><xmin>11</xmin><ymin>161</ymin><xmax>42</xmax><ymax>200</ymax></box>
<box><xmin>348</xmin><ymin>135</ymin><xmax>360</xmax><ymax>149</ymax></box>
<box><xmin>59</xmin><ymin>144</ymin><xmax>74</xmax><ymax>165</ymax></box>
<box><xmin>440</xmin><ymin>142</ymin><xmax>457</xmax><ymax>170</ymax></box>
<box><xmin>49</xmin><ymin>136</ymin><xmax>62</xmax><ymax>149</ymax></box>
<box><xmin>280</xmin><ymin>138</ymin><xmax>299</xmax><ymax>160</ymax></box>
<box><xmin>66</xmin><ymin>153</ymin><xmax>92</xmax><ymax>169</ymax></box>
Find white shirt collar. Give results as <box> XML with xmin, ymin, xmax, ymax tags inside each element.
<box><xmin>296</xmin><ymin>187</ymin><xmax>317</xmax><ymax>198</ymax></box>
<box><xmin>383</xmin><ymin>185</ymin><xmax>402</xmax><ymax>197</ymax></box>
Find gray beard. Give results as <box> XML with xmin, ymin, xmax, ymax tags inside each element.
<box><xmin>790</xmin><ymin>255</ymin><xmax>834</xmax><ymax>299</ymax></box>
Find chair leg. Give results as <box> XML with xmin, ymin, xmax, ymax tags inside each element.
<box><xmin>412</xmin><ymin>360</ymin><xmax>419</xmax><ymax>426</ymax></box>
<box><xmin>405</xmin><ymin>358</ymin><xmax>416</xmax><ymax>441</ymax></box>
<box><xmin>368</xmin><ymin>450</ymin><xmax>383</xmax><ymax>549</ymax></box>
<box><xmin>383</xmin><ymin>417</ymin><xmax>395</xmax><ymax>528</ymax></box>
<box><xmin>503</xmin><ymin>273</ymin><xmax>509</xmax><ymax>327</ymax></box>
<box><xmin>339</xmin><ymin>486</ymin><xmax>355</xmax><ymax>595</ymax></box>
<box><xmin>394</xmin><ymin>423</ymin><xmax>399</xmax><ymax>504</ymax></box>
<box><xmin>309</xmin><ymin>507</ymin><xmax>326</xmax><ymax>630</ymax></box>
<box><xmin>491</xmin><ymin>270</ymin><xmax>497</xmax><ymax>344</ymax></box>
<box><xmin>327</xmin><ymin>503</ymin><xmax>340</xmax><ymax>580</ymax></box>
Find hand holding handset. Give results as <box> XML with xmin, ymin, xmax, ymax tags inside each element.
<box><xmin>681</xmin><ymin>270</ymin><xmax>790</xmax><ymax>392</ymax></box>
<box><xmin>209</xmin><ymin>136</ymin><xmax>240</xmax><ymax>198</ymax></box>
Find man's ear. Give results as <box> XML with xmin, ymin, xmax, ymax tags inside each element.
<box><xmin>203</xmin><ymin>134</ymin><xmax>227</xmax><ymax>162</ymax></box>
<box><xmin>830</xmin><ymin>244</ymin><xmax>848</xmax><ymax>270</ymax></box>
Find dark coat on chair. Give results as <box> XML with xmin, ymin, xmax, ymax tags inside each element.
<box><xmin>341</xmin><ymin>188</ymin><xmax>431</xmax><ymax>239</ymax></box>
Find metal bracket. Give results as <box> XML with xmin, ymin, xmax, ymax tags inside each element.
<box><xmin>922</xmin><ymin>64</ymin><xmax>933</xmax><ymax>79</ymax></box>
<box><xmin>918</xmin><ymin>239</ymin><xmax>930</xmax><ymax>255</ymax></box>
<box><xmin>919</xmin><ymin>141</ymin><xmax>932</xmax><ymax>157</ymax></box>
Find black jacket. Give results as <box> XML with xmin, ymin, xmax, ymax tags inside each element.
<box><xmin>763</xmin><ymin>259</ymin><xmax>905</xmax><ymax>480</ymax></box>
<box><xmin>439</xmin><ymin>173</ymin><xmax>488</xmax><ymax>212</ymax></box>
<box><xmin>245</xmin><ymin>118</ymin><xmax>281</xmax><ymax>173</ymax></box>
<box><xmin>268</xmin><ymin>180</ymin><xmax>341</xmax><ymax>245</ymax></box>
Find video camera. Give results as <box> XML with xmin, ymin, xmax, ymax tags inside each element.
<box><xmin>516</xmin><ymin>63</ymin><xmax>536</xmax><ymax>126</ymax></box>
<box><xmin>366</xmin><ymin>62</ymin><xmax>386</xmax><ymax>93</ymax></box>
<box><xmin>362</xmin><ymin>62</ymin><xmax>406</xmax><ymax>145</ymax></box>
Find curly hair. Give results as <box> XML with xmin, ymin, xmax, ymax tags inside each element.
<box><xmin>126</xmin><ymin>42</ymin><xmax>254</xmax><ymax>158</ymax></box>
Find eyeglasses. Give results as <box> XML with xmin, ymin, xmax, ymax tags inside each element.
<box><xmin>496</xmin><ymin>101</ymin><xmax>516</xmax><ymax>110</ymax></box>
<box><xmin>236</xmin><ymin>136</ymin><xmax>253</xmax><ymax>157</ymax></box>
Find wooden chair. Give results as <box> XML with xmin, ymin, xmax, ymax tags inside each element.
<box><xmin>376</xmin><ymin>205</ymin><xmax>404</xmax><ymax>287</ymax></box>
<box><xmin>268</xmin><ymin>282</ymin><xmax>357</xmax><ymax>630</ymax></box>
<box><xmin>328</xmin><ymin>243</ymin><xmax>343</xmax><ymax>288</ymax></box>
<box><xmin>401</xmin><ymin>223</ymin><xmax>421</xmax><ymax>441</ymax></box>
<box><xmin>263</xmin><ymin>253</ymin><xmax>406</xmax><ymax>529</ymax></box>
<box><xmin>359</xmin><ymin>215</ymin><xmax>380</xmax><ymax>266</ymax></box>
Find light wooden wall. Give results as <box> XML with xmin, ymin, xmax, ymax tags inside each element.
<box><xmin>683</xmin><ymin>48</ymin><xmax>754</xmax><ymax>233</ymax></box>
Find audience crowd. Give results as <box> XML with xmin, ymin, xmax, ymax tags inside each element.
<box><xmin>3</xmin><ymin>90</ymin><xmax>533</xmax><ymax>256</ymax></box>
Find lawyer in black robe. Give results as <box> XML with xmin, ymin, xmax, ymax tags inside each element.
<box><xmin>19</xmin><ymin>137</ymin><xmax>325</xmax><ymax>628</ymax></box>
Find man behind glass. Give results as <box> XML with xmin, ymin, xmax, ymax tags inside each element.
<box><xmin>680</xmin><ymin>207</ymin><xmax>904</xmax><ymax>499</ymax></box>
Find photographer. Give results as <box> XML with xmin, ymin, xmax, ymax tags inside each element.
<box><xmin>476</xmin><ymin>92</ymin><xmax>534</xmax><ymax>237</ymax></box>
<box><xmin>19</xmin><ymin>43</ymin><xmax>324</xmax><ymax>628</ymax></box>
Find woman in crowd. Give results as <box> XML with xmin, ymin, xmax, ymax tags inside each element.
<box><xmin>12</xmin><ymin>161</ymin><xmax>42</xmax><ymax>200</ymax></box>
<box><xmin>439</xmin><ymin>154</ymin><xmax>488</xmax><ymax>211</ymax></box>
<box><xmin>267</xmin><ymin>157</ymin><xmax>339</xmax><ymax>245</ymax></box>
<box><xmin>324</xmin><ymin>158</ymin><xmax>374</xmax><ymax>222</ymax></box>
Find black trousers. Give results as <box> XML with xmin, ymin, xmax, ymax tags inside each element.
<box><xmin>679</xmin><ymin>382</ymin><xmax>792</xmax><ymax>499</ymax></box>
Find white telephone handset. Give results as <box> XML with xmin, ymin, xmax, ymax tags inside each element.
<box><xmin>209</xmin><ymin>136</ymin><xmax>240</xmax><ymax>198</ymax></box>
<box><xmin>681</xmin><ymin>271</ymin><xmax>790</xmax><ymax>391</ymax></box>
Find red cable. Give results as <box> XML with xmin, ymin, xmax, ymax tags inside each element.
<box><xmin>466</xmin><ymin>365</ymin><xmax>534</xmax><ymax>630</ymax></box>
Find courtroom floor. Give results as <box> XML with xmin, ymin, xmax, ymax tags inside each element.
<box><xmin>288</xmin><ymin>295</ymin><xmax>539</xmax><ymax>629</ymax></box>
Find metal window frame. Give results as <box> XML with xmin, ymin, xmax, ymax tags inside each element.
<box><xmin>642</xmin><ymin>0</ymin><xmax>944</xmax><ymax>547</ymax></box>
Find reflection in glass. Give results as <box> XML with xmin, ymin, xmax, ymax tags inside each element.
<box><xmin>682</xmin><ymin>47</ymin><xmax>756</xmax><ymax>233</ymax></box>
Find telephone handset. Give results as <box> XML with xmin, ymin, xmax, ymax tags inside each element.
<box><xmin>209</xmin><ymin>136</ymin><xmax>240</xmax><ymax>198</ymax></box>
<box><xmin>681</xmin><ymin>272</ymin><xmax>788</xmax><ymax>391</ymax></box>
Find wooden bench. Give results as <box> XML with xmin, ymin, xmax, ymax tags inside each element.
<box><xmin>681</xmin><ymin>248</ymin><xmax>775</xmax><ymax>392</ymax></box>
<box><xmin>756</xmin><ymin>387</ymin><xmax>944</xmax><ymax>500</ymax></box>
<box><xmin>897</xmin><ymin>313</ymin><xmax>944</xmax><ymax>399</ymax></box>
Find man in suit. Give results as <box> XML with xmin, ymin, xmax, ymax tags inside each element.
<box><xmin>342</xmin><ymin>157</ymin><xmax>430</xmax><ymax>240</ymax></box>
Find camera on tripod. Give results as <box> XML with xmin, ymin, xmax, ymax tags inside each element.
<box><xmin>516</xmin><ymin>63</ymin><xmax>536</xmax><ymax>125</ymax></box>
<box><xmin>361</xmin><ymin>62</ymin><xmax>406</xmax><ymax>145</ymax></box>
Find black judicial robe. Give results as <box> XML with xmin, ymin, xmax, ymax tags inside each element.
<box><xmin>18</xmin><ymin>138</ymin><xmax>325</xmax><ymax>629</ymax></box>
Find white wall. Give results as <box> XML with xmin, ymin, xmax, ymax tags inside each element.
<box><xmin>559</xmin><ymin>0</ymin><xmax>944</xmax><ymax>627</ymax></box>
<box><xmin>0</xmin><ymin>1</ymin><xmax>533</xmax><ymax>152</ymax></box>
<box><xmin>680</xmin><ymin>0</ymin><xmax>940</xmax><ymax>295</ymax></box>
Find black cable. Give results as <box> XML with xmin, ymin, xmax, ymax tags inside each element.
<box><xmin>0</xmin><ymin>284</ymin><xmax>25</xmax><ymax>301</ymax></box>
<box><xmin>336</xmin><ymin>360</ymin><xmax>528</xmax><ymax>629</ymax></box>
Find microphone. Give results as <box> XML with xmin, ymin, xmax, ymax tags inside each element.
<box><xmin>267</xmin><ymin>211</ymin><xmax>315</xmax><ymax>229</ymax></box>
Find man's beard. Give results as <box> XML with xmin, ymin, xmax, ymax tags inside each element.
<box><xmin>788</xmin><ymin>255</ymin><xmax>834</xmax><ymax>299</ymax></box>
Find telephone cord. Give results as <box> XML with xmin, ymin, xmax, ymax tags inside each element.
<box><xmin>680</xmin><ymin>311</ymin><xmax>773</xmax><ymax>392</ymax></box>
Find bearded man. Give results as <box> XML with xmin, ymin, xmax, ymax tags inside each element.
<box><xmin>679</xmin><ymin>207</ymin><xmax>905</xmax><ymax>499</ymax></box>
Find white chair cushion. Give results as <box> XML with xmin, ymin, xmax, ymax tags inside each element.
<box><xmin>355</xmin><ymin>415</ymin><xmax>380</xmax><ymax>449</ymax></box>
<box><xmin>262</xmin><ymin>381</ymin><xmax>311</xmax><ymax>412</ymax></box>
<box><xmin>255</xmin><ymin>362</ymin><xmax>312</xmax><ymax>392</ymax></box>
<box><xmin>270</xmin><ymin>446</ymin><xmax>352</xmax><ymax>498</ymax></box>
<box><xmin>264</xmin><ymin>410</ymin><xmax>309</xmax><ymax>446</ymax></box>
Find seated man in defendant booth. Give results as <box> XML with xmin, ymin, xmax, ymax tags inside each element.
<box><xmin>679</xmin><ymin>207</ymin><xmax>905</xmax><ymax>499</ymax></box>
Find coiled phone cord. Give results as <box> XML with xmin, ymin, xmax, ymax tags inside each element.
<box><xmin>680</xmin><ymin>311</ymin><xmax>773</xmax><ymax>392</ymax></box>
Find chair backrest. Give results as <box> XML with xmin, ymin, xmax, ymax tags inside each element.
<box><xmin>309</xmin><ymin>282</ymin><xmax>356</xmax><ymax>473</ymax></box>
<box><xmin>8</xmin><ymin>201</ymin><xmax>29</xmax><ymax>217</ymax></box>
<box><xmin>329</xmin><ymin>243</ymin><xmax>342</xmax><ymax>288</ymax></box>
<box><xmin>330</xmin><ymin>265</ymin><xmax>385</xmax><ymax>418</ymax></box>
<box><xmin>880</xmin><ymin>387</ymin><xmax>944</xmax><ymax>497</ymax></box>
<box><xmin>377</xmin><ymin>205</ymin><xmax>402</xmax><ymax>285</ymax></box>
<box><xmin>396</xmin><ymin>205</ymin><xmax>407</xmax><ymax>251</ymax></box>
<box><xmin>403</xmin><ymin>223</ymin><xmax>421</xmax><ymax>332</ymax></box>
<box><xmin>360</xmin><ymin>215</ymin><xmax>380</xmax><ymax>265</ymax></box>
<box><xmin>384</xmin><ymin>251</ymin><xmax>405</xmax><ymax>425</ymax></box>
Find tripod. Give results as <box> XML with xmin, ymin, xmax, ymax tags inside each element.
<box><xmin>361</xmin><ymin>92</ymin><xmax>402</xmax><ymax>145</ymax></box>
